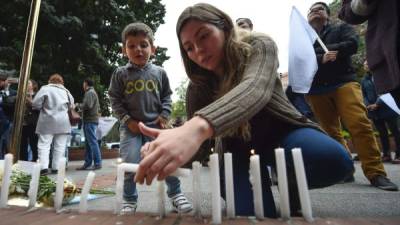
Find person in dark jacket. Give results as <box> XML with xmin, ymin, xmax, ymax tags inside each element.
<box><xmin>306</xmin><ymin>2</ymin><xmax>398</xmax><ymax>191</ymax></box>
<box><xmin>361</xmin><ymin>60</ymin><xmax>400</xmax><ymax>164</ymax></box>
<box><xmin>76</xmin><ymin>78</ymin><xmax>102</xmax><ymax>170</ymax></box>
<box><xmin>339</xmin><ymin>0</ymin><xmax>400</xmax><ymax>107</ymax></box>
<box><xmin>0</xmin><ymin>74</ymin><xmax>16</xmax><ymax>159</ymax></box>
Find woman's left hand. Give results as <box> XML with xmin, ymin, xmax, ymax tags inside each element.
<box><xmin>135</xmin><ymin>116</ymin><xmax>213</xmax><ymax>185</ymax></box>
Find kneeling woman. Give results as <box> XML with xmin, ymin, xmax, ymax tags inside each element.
<box><xmin>135</xmin><ymin>3</ymin><xmax>354</xmax><ymax>217</ymax></box>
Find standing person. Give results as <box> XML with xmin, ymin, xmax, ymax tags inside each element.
<box><xmin>306</xmin><ymin>2</ymin><xmax>398</xmax><ymax>191</ymax></box>
<box><xmin>20</xmin><ymin>79</ymin><xmax>39</xmax><ymax>161</ymax></box>
<box><xmin>339</xmin><ymin>0</ymin><xmax>400</xmax><ymax>107</ymax></box>
<box><xmin>134</xmin><ymin>3</ymin><xmax>354</xmax><ymax>217</ymax></box>
<box><xmin>236</xmin><ymin>18</ymin><xmax>253</xmax><ymax>31</ymax></box>
<box><xmin>32</xmin><ymin>74</ymin><xmax>73</xmax><ymax>175</ymax></box>
<box><xmin>0</xmin><ymin>75</ymin><xmax>17</xmax><ymax>159</ymax></box>
<box><xmin>361</xmin><ymin>60</ymin><xmax>400</xmax><ymax>164</ymax></box>
<box><xmin>76</xmin><ymin>78</ymin><xmax>102</xmax><ymax>170</ymax></box>
<box><xmin>108</xmin><ymin>22</ymin><xmax>192</xmax><ymax>214</ymax></box>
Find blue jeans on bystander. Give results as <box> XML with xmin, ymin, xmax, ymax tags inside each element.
<box><xmin>83</xmin><ymin>122</ymin><xmax>102</xmax><ymax>167</ymax></box>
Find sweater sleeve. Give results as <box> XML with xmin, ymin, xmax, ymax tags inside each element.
<box><xmin>108</xmin><ymin>68</ymin><xmax>129</xmax><ymax>120</ymax></box>
<box><xmin>195</xmin><ymin>35</ymin><xmax>279</xmax><ymax>136</ymax></box>
<box><xmin>159</xmin><ymin>69</ymin><xmax>172</xmax><ymax>119</ymax></box>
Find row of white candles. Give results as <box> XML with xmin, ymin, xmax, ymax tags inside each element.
<box><xmin>1</xmin><ymin>148</ymin><xmax>313</xmax><ymax>223</ymax></box>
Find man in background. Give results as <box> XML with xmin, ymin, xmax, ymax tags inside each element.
<box><xmin>236</xmin><ymin>18</ymin><xmax>253</xmax><ymax>31</ymax></box>
<box><xmin>76</xmin><ymin>78</ymin><xmax>101</xmax><ymax>170</ymax></box>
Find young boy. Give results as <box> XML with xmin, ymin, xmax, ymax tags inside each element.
<box><xmin>108</xmin><ymin>22</ymin><xmax>193</xmax><ymax>214</ymax></box>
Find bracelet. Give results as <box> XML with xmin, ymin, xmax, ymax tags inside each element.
<box><xmin>120</xmin><ymin>115</ymin><xmax>130</xmax><ymax>124</ymax></box>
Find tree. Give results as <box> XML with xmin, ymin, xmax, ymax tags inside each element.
<box><xmin>329</xmin><ymin>0</ymin><xmax>367</xmax><ymax>78</ymax></box>
<box><xmin>171</xmin><ymin>78</ymin><xmax>188</xmax><ymax>119</ymax></box>
<box><xmin>0</xmin><ymin>0</ymin><xmax>167</xmax><ymax>116</ymax></box>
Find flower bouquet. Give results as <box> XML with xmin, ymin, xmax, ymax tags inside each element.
<box><xmin>1</xmin><ymin>166</ymin><xmax>114</xmax><ymax>206</ymax></box>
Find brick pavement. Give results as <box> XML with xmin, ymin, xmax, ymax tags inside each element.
<box><xmin>1</xmin><ymin>206</ymin><xmax>400</xmax><ymax>225</ymax></box>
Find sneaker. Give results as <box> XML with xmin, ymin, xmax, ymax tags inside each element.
<box><xmin>120</xmin><ymin>202</ymin><xmax>137</xmax><ymax>215</ymax></box>
<box><xmin>170</xmin><ymin>193</ymin><xmax>193</xmax><ymax>213</ymax></box>
<box><xmin>76</xmin><ymin>165</ymin><xmax>91</xmax><ymax>170</ymax></box>
<box><xmin>370</xmin><ymin>175</ymin><xmax>399</xmax><ymax>191</ymax></box>
<box><xmin>51</xmin><ymin>169</ymin><xmax>58</xmax><ymax>174</ymax></box>
<box><xmin>91</xmin><ymin>165</ymin><xmax>102</xmax><ymax>170</ymax></box>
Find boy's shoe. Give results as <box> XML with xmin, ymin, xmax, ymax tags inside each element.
<box><xmin>120</xmin><ymin>202</ymin><xmax>137</xmax><ymax>215</ymax></box>
<box><xmin>51</xmin><ymin>169</ymin><xmax>58</xmax><ymax>174</ymax></box>
<box><xmin>370</xmin><ymin>175</ymin><xmax>399</xmax><ymax>191</ymax></box>
<box><xmin>170</xmin><ymin>193</ymin><xmax>193</xmax><ymax>213</ymax></box>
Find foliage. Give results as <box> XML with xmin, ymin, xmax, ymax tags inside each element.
<box><xmin>329</xmin><ymin>0</ymin><xmax>367</xmax><ymax>80</ymax></box>
<box><xmin>0</xmin><ymin>0</ymin><xmax>167</xmax><ymax>116</ymax></box>
<box><xmin>171</xmin><ymin>78</ymin><xmax>188</xmax><ymax>119</ymax></box>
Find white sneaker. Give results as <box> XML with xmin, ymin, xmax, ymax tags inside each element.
<box><xmin>120</xmin><ymin>202</ymin><xmax>137</xmax><ymax>215</ymax></box>
<box><xmin>170</xmin><ymin>193</ymin><xmax>193</xmax><ymax>213</ymax></box>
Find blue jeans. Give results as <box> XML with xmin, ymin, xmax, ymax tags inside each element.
<box><xmin>83</xmin><ymin>122</ymin><xmax>102</xmax><ymax>167</ymax></box>
<box><xmin>223</xmin><ymin>128</ymin><xmax>353</xmax><ymax>218</ymax></box>
<box><xmin>119</xmin><ymin>125</ymin><xmax>182</xmax><ymax>203</ymax></box>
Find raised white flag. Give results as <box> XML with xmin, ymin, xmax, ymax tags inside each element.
<box><xmin>288</xmin><ymin>6</ymin><xmax>319</xmax><ymax>93</ymax></box>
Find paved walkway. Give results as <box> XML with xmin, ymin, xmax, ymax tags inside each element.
<box><xmin>1</xmin><ymin>206</ymin><xmax>400</xmax><ymax>225</ymax></box>
<box><xmin>2</xmin><ymin>157</ymin><xmax>400</xmax><ymax>224</ymax></box>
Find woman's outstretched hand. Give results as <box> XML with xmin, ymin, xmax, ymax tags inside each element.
<box><xmin>134</xmin><ymin>116</ymin><xmax>213</xmax><ymax>185</ymax></box>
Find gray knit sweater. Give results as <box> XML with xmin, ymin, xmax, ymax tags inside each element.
<box><xmin>108</xmin><ymin>62</ymin><xmax>172</xmax><ymax>125</ymax></box>
<box><xmin>187</xmin><ymin>34</ymin><xmax>320</xmax><ymax>137</ymax></box>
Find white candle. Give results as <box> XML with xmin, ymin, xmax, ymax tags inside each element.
<box><xmin>28</xmin><ymin>162</ymin><xmax>41</xmax><ymax>208</ymax></box>
<box><xmin>157</xmin><ymin>181</ymin><xmax>166</xmax><ymax>218</ymax></box>
<box><xmin>54</xmin><ymin>157</ymin><xmax>66</xmax><ymax>211</ymax></box>
<box><xmin>0</xmin><ymin>154</ymin><xmax>13</xmax><ymax>208</ymax></box>
<box><xmin>79</xmin><ymin>171</ymin><xmax>96</xmax><ymax>213</ymax></box>
<box><xmin>249</xmin><ymin>153</ymin><xmax>264</xmax><ymax>219</ymax></box>
<box><xmin>115</xmin><ymin>164</ymin><xmax>125</xmax><ymax>214</ymax></box>
<box><xmin>209</xmin><ymin>153</ymin><xmax>221</xmax><ymax>224</ymax></box>
<box><xmin>291</xmin><ymin>148</ymin><xmax>313</xmax><ymax>222</ymax></box>
<box><xmin>192</xmin><ymin>161</ymin><xmax>202</xmax><ymax>217</ymax></box>
<box><xmin>274</xmin><ymin>148</ymin><xmax>290</xmax><ymax>220</ymax></box>
<box><xmin>224</xmin><ymin>153</ymin><xmax>235</xmax><ymax>218</ymax></box>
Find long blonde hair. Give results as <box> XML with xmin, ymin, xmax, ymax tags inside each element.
<box><xmin>176</xmin><ymin>3</ymin><xmax>252</xmax><ymax>139</ymax></box>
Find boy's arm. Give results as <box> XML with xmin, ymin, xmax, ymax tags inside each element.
<box><xmin>108</xmin><ymin>69</ymin><xmax>130</xmax><ymax>123</ymax></box>
<box><xmin>159</xmin><ymin>70</ymin><xmax>173</xmax><ymax>119</ymax></box>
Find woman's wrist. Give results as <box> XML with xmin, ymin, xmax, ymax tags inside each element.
<box><xmin>186</xmin><ymin>116</ymin><xmax>214</xmax><ymax>142</ymax></box>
